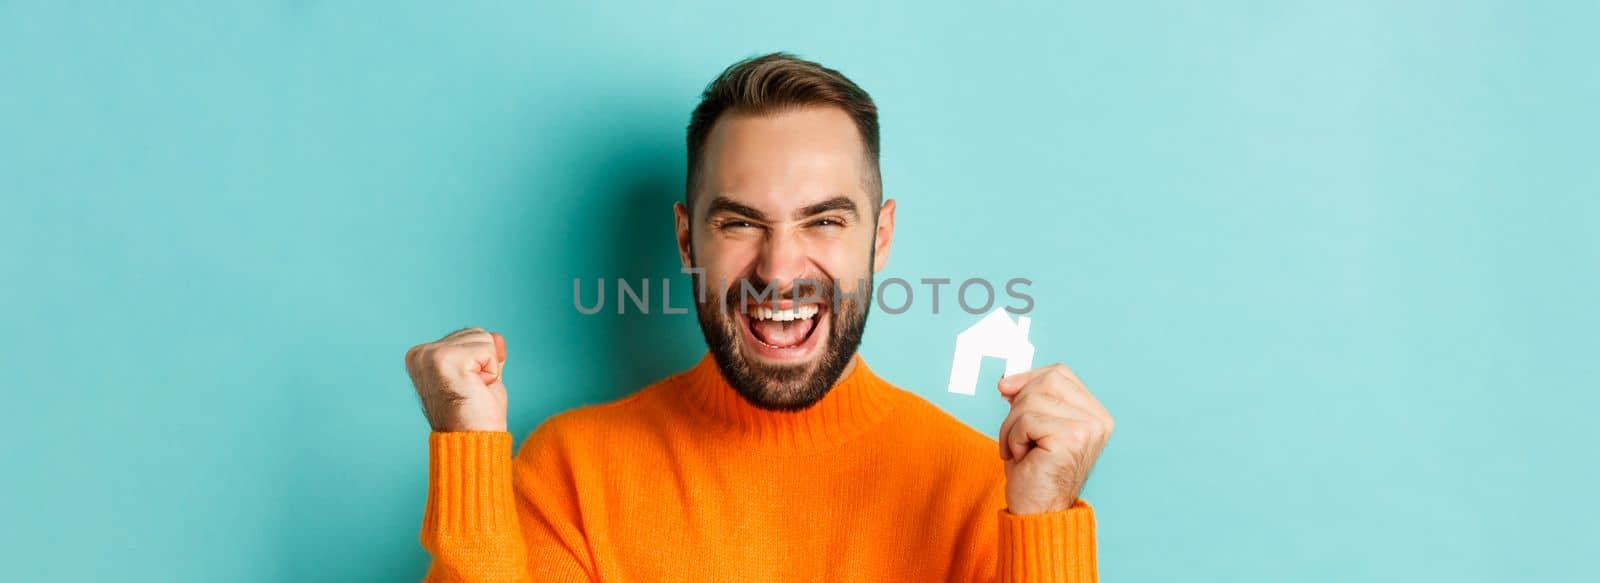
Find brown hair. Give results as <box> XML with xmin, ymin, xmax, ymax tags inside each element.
<box><xmin>685</xmin><ymin>52</ymin><xmax>881</xmax><ymax>210</ymax></box>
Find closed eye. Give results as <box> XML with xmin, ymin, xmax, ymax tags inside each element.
<box><xmin>717</xmin><ymin>218</ymin><xmax>761</xmax><ymax>231</ymax></box>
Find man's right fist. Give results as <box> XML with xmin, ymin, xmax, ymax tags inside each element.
<box><xmin>404</xmin><ymin>327</ymin><xmax>509</xmax><ymax>432</ymax></box>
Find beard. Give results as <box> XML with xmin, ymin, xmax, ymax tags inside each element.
<box><xmin>691</xmin><ymin>270</ymin><xmax>871</xmax><ymax>411</ymax></box>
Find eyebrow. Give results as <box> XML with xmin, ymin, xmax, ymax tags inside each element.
<box><xmin>794</xmin><ymin>196</ymin><xmax>859</xmax><ymax>221</ymax></box>
<box><xmin>704</xmin><ymin>195</ymin><xmax>860</xmax><ymax>223</ymax></box>
<box><xmin>705</xmin><ymin>196</ymin><xmax>769</xmax><ymax>221</ymax></box>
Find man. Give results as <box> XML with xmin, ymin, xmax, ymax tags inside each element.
<box><xmin>403</xmin><ymin>53</ymin><xmax>1113</xmax><ymax>582</ymax></box>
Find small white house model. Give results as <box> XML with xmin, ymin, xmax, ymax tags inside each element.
<box><xmin>947</xmin><ymin>309</ymin><xmax>1036</xmax><ymax>395</ymax></box>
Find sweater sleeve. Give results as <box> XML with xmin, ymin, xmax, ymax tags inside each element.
<box><xmin>995</xmin><ymin>500</ymin><xmax>1098</xmax><ymax>582</ymax></box>
<box><xmin>419</xmin><ymin>431</ymin><xmax>593</xmax><ymax>583</ymax></box>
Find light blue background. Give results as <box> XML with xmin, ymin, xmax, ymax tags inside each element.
<box><xmin>3</xmin><ymin>1</ymin><xmax>1596</xmax><ymax>581</ymax></box>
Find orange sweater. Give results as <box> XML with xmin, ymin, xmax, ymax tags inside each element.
<box><xmin>421</xmin><ymin>354</ymin><xmax>1097</xmax><ymax>582</ymax></box>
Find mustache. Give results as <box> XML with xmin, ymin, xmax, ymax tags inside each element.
<box><xmin>704</xmin><ymin>276</ymin><xmax>860</xmax><ymax>313</ymax></box>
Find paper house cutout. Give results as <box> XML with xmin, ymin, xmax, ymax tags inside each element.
<box><xmin>947</xmin><ymin>309</ymin><xmax>1035</xmax><ymax>395</ymax></box>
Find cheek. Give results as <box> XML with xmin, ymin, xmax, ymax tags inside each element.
<box><xmin>827</xmin><ymin>226</ymin><xmax>878</xmax><ymax>258</ymax></box>
<box><xmin>811</xmin><ymin>248</ymin><xmax>873</xmax><ymax>282</ymax></box>
<box><xmin>695</xmin><ymin>240</ymin><xmax>760</xmax><ymax>283</ymax></box>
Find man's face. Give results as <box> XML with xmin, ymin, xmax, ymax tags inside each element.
<box><xmin>675</xmin><ymin>106</ymin><xmax>896</xmax><ymax>410</ymax></box>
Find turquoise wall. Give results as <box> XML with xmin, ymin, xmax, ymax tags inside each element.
<box><xmin>3</xmin><ymin>1</ymin><xmax>1596</xmax><ymax>581</ymax></box>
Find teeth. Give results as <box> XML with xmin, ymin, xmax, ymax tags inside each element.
<box><xmin>749</xmin><ymin>304</ymin><xmax>819</xmax><ymax>321</ymax></box>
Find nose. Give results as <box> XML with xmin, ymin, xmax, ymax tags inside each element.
<box><xmin>754</xmin><ymin>230</ymin><xmax>811</xmax><ymax>289</ymax></box>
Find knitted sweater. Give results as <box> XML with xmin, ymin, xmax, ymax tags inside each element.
<box><xmin>421</xmin><ymin>353</ymin><xmax>1097</xmax><ymax>581</ymax></box>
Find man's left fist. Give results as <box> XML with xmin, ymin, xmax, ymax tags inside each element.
<box><xmin>996</xmin><ymin>363</ymin><xmax>1113</xmax><ymax>515</ymax></box>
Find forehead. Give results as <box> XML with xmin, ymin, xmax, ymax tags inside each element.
<box><xmin>695</xmin><ymin>106</ymin><xmax>871</xmax><ymax>216</ymax></box>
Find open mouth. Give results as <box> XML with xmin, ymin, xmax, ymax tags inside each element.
<box><xmin>736</xmin><ymin>301</ymin><xmax>827</xmax><ymax>362</ymax></box>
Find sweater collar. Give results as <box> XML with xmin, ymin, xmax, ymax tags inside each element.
<box><xmin>677</xmin><ymin>352</ymin><xmax>901</xmax><ymax>450</ymax></box>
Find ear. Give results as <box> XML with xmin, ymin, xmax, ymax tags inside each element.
<box><xmin>871</xmin><ymin>198</ymin><xmax>897</xmax><ymax>273</ymax></box>
<box><xmin>674</xmin><ymin>201</ymin><xmax>693</xmax><ymax>269</ymax></box>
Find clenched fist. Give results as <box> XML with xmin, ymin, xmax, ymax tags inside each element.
<box><xmin>404</xmin><ymin>327</ymin><xmax>509</xmax><ymax>432</ymax></box>
<box><xmin>997</xmin><ymin>363</ymin><xmax>1113</xmax><ymax>515</ymax></box>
